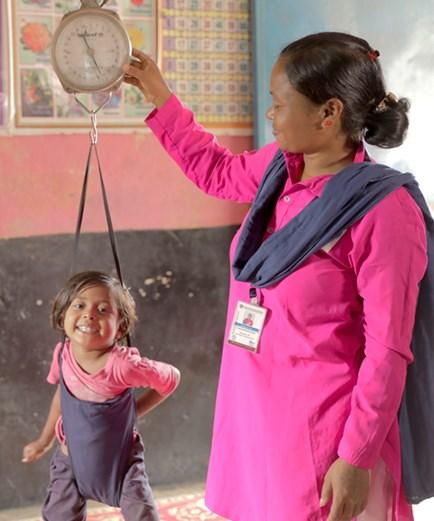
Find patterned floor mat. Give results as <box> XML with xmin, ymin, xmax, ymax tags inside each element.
<box><xmin>19</xmin><ymin>493</ymin><xmax>226</xmax><ymax>521</ymax></box>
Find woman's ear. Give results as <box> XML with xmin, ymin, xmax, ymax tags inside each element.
<box><xmin>321</xmin><ymin>98</ymin><xmax>344</xmax><ymax>128</ymax></box>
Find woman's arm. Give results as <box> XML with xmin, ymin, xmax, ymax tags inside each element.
<box><xmin>320</xmin><ymin>188</ymin><xmax>427</xmax><ymax>520</ymax></box>
<box><xmin>22</xmin><ymin>385</ymin><xmax>61</xmax><ymax>463</ymax></box>
<box><xmin>123</xmin><ymin>49</ymin><xmax>278</xmax><ymax>203</ymax></box>
<box><xmin>338</xmin><ymin>188</ymin><xmax>427</xmax><ymax>467</ymax></box>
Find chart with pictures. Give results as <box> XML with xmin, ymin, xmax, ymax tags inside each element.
<box><xmin>12</xmin><ymin>0</ymin><xmax>157</xmax><ymax>128</ymax></box>
<box><xmin>9</xmin><ymin>0</ymin><xmax>252</xmax><ymax>131</ymax></box>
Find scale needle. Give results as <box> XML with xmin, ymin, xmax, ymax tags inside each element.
<box><xmin>79</xmin><ymin>33</ymin><xmax>102</xmax><ymax>76</ymax></box>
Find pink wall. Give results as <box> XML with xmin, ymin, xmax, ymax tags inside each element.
<box><xmin>0</xmin><ymin>132</ymin><xmax>251</xmax><ymax>239</ymax></box>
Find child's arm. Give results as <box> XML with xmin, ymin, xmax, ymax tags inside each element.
<box><xmin>135</xmin><ymin>367</ymin><xmax>181</xmax><ymax>417</ymax></box>
<box><xmin>22</xmin><ymin>385</ymin><xmax>61</xmax><ymax>463</ymax></box>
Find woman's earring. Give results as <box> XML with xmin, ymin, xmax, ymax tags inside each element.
<box><xmin>323</xmin><ymin>119</ymin><xmax>333</xmax><ymax>128</ymax></box>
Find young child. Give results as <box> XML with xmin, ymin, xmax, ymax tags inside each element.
<box><xmin>22</xmin><ymin>270</ymin><xmax>180</xmax><ymax>521</ymax></box>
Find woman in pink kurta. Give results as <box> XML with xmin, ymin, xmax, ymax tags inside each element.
<box><xmin>124</xmin><ymin>32</ymin><xmax>428</xmax><ymax>521</ymax></box>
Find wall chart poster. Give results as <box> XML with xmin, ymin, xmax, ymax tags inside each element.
<box><xmin>11</xmin><ymin>0</ymin><xmax>253</xmax><ymax>132</ymax></box>
<box><xmin>13</xmin><ymin>0</ymin><xmax>157</xmax><ymax>128</ymax></box>
<box><xmin>0</xmin><ymin>0</ymin><xmax>6</xmax><ymax>128</ymax></box>
<box><xmin>159</xmin><ymin>0</ymin><xmax>252</xmax><ymax>131</ymax></box>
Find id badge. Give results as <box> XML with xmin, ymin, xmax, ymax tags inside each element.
<box><xmin>228</xmin><ymin>301</ymin><xmax>268</xmax><ymax>352</ymax></box>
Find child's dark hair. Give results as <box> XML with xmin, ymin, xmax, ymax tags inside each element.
<box><xmin>280</xmin><ymin>32</ymin><xmax>409</xmax><ymax>148</ymax></box>
<box><xmin>51</xmin><ymin>271</ymin><xmax>137</xmax><ymax>341</ymax></box>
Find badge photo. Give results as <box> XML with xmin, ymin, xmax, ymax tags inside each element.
<box><xmin>228</xmin><ymin>301</ymin><xmax>268</xmax><ymax>352</ymax></box>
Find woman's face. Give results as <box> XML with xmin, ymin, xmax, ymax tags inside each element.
<box><xmin>267</xmin><ymin>58</ymin><xmax>324</xmax><ymax>153</ymax></box>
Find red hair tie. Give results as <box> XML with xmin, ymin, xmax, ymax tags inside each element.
<box><xmin>367</xmin><ymin>49</ymin><xmax>380</xmax><ymax>61</ymax></box>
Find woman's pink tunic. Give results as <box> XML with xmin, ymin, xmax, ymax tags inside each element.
<box><xmin>146</xmin><ymin>95</ymin><xmax>428</xmax><ymax>521</ymax></box>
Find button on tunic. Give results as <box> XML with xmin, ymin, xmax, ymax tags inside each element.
<box><xmin>146</xmin><ymin>95</ymin><xmax>427</xmax><ymax>521</ymax></box>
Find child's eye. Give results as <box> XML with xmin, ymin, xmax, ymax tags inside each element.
<box><xmin>98</xmin><ymin>307</ymin><xmax>108</xmax><ymax>314</ymax></box>
<box><xmin>72</xmin><ymin>303</ymin><xmax>84</xmax><ymax>309</ymax></box>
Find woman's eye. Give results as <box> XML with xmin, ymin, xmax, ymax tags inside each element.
<box><xmin>73</xmin><ymin>303</ymin><xmax>83</xmax><ymax>309</ymax></box>
<box><xmin>98</xmin><ymin>307</ymin><xmax>108</xmax><ymax>314</ymax></box>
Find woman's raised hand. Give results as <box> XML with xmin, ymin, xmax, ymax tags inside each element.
<box><xmin>123</xmin><ymin>48</ymin><xmax>172</xmax><ymax>108</ymax></box>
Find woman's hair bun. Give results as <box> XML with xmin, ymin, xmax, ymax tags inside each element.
<box><xmin>364</xmin><ymin>95</ymin><xmax>410</xmax><ymax>148</ymax></box>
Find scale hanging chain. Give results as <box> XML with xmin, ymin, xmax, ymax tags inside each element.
<box><xmin>80</xmin><ymin>0</ymin><xmax>110</xmax><ymax>7</ymax></box>
<box><xmin>73</xmin><ymin>92</ymin><xmax>112</xmax><ymax>146</ymax></box>
<box><xmin>90</xmin><ymin>112</ymin><xmax>98</xmax><ymax>145</ymax></box>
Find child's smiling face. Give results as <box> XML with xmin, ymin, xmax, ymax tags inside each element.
<box><xmin>63</xmin><ymin>284</ymin><xmax>121</xmax><ymax>352</ymax></box>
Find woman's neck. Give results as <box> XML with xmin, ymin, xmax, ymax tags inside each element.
<box><xmin>301</xmin><ymin>143</ymin><xmax>358</xmax><ymax>182</ymax></box>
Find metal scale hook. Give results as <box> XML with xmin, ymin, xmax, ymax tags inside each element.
<box><xmin>73</xmin><ymin>92</ymin><xmax>113</xmax><ymax>144</ymax></box>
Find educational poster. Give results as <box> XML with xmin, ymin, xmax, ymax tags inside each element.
<box><xmin>0</xmin><ymin>0</ymin><xmax>6</xmax><ymax>128</ymax></box>
<box><xmin>10</xmin><ymin>0</ymin><xmax>253</xmax><ymax>132</ymax></box>
<box><xmin>13</xmin><ymin>0</ymin><xmax>157</xmax><ymax>127</ymax></box>
<box><xmin>159</xmin><ymin>0</ymin><xmax>253</xmax><ymax>130</ymax></box>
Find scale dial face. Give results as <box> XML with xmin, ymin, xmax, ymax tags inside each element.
<box><xmin>51</xmin><ymin>8</ymin><xmax>131</xmax><ymax>93</ymax></box>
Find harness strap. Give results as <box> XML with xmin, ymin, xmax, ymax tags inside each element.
<box><xmin>72</xmin><ymin>140</ymin><xmax>131</xmax><ymax>346</ymax></box>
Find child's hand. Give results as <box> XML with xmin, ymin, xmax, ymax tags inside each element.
<box><xmin>320</xmin><ymin>457</ymin><xmax>369</xmax><ymax>521</ymax></box>
<box><xmin>122</xmin><ymin>48</ymin><xmax>171</xmax><ymax>108</ymax></box>
<box><xmin>22</xmin><ymin>439</ymin><xmax>52</xmax><ymax>463</ymax></box>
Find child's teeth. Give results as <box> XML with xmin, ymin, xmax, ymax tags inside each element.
<box><xmin>78</xmin><ymin>326</ymin><xmax>96</xmax><ymax>333</ymax></box>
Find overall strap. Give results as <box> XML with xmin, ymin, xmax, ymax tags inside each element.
<box><xmin>58</xmin><ymin>341</ymin><xmax>64</xmax><ymax>373</ymax></box>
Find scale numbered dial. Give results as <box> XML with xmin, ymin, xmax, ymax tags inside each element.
<box><xmin>51</xmin><ymin>7</ymin><xmax>131</xmax><ymax>93</ymax></box>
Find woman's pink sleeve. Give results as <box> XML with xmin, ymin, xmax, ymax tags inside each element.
<box><xmin>337</xmin><ymin>187</ymin><xmax>428</xmax><ymax>468</ymax></box>
<box><xmin>146</xmin><ymin>94</ymin><xmax>278</xmax><ymax>203</ymax></box>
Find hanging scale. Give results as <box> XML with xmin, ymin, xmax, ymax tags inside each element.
<box><xmin>51</xmin><ymin>0</ymin><xmax>132</xmax><ymax>128</ymax></box>
<box><xmin>50</xmin><ymin>0</ymin><xmax>131</xmax><ymax>302</ymax></box>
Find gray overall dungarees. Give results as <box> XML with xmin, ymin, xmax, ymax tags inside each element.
<box><xmin>59</xmin><ymin>353</ymin><xmax>135</xmax><ymax>506</ymax></box>
<box><xmin>42</xmin><ymin>345</ymin><xmax>160</xmax><ymax>520</ymax></box>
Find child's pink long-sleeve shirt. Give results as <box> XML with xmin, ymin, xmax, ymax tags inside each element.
<box><xmin>146</xmin><ymin>94</ymin><xmax>427</xmax><ymax>521</ymax></box>
<box><xmin>47</xmin><ymin>341</ymin><xmax>179</xmax><ymax>444</ymax></box>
